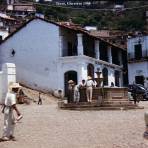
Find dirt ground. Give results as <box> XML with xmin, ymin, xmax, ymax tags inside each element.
<box><xmin>1</xmin><ymin>87</ymin><xmax>148</xmax><ymax>148</ymax></box>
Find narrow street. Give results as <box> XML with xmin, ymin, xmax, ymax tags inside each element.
<box><xmin>0</xmin><ymin>88</ymin><xmax>148</xmax><ymax>148</ymax></box>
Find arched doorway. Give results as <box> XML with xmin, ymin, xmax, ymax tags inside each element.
<box><xmin>87</xmin><ymin>63</ymin><xmax>94</xmax><ymax>78</ymax></box>
<box><xmin>64</xmin><ymin>71</ymin><xmax>77</xmax><ymax>97</ymax></box>
<box><xmin>102</xmin><ymin>68</ymin><xmax>108</xmax><ymax>86</ymax></box>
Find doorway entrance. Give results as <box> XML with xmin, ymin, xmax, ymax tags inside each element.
<box><xmin>134</xmin><ymin>44</ymin><xmax>142</xmax><ymax>60</ymax></box>
<box><xmin>87</xmin><ymin>63</ymin><xmax>94</xmax><ymax>78</ymax></box>
<box><xmin>135</xmin><ymin>75</ymin><xmax>144</xmax><ymax>85</ymax></box>
<box><xmin>64</xmin><ymin>71</ymin><xmax>77</xmax><ymax>97</ymax></box>
<box><xmin>115</xmin><ymin>70</ymin><xmax>120</xmax><ymax>87</ymax></box>
<box><xmin>102</xmin><ymin>68</ymin><xmax>108</xmax><ymax>86</ymax></box>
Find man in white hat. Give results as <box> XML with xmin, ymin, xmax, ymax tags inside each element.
<box><xmin>86</xmin><ymin>76</ymin><xmax>94</xmax><ymax>102</ymax></box>
<box><xmin>0</xmin><ymin>82</ymin><xmax>23</xmax><ymax>141</ymax></box>
<box><xmin>67</xmin><ymin>80</ymin><xmax>75</xmax><ymax>103</ymax></box>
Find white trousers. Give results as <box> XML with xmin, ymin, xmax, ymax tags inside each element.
<box><xmin>73</xmin><ymin>90</ymin><xmax>80</xmax><ymax>102</ymax></box>
<box><xmin>3</xmin><ymin>107</ymin><xmax>15</xmax><ymax>138</ymax></box>
<box><xmin>86</xmin><ymin>87</ymin><xmax>93</xmax><ymax>102</ymax></box>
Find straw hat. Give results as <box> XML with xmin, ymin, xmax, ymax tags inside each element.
<box><xmin>87</xmin><ymin>76</ymin><xmax>92</xmax><ymax>80</ymax></box>
<box><xmin>9</xmin><ymin>82</ymin><xmax>21</xmax><ymax>89</ymax></box>
<box><xmin>68</xmin><ymin>80</ymin><xmax>74</xmax><ymax>84</ymax></box>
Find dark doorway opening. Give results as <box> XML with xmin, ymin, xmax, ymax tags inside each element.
<box><xmin>83</xmin><ymin>35</ymin><xmax>95</xmax><ymax>58</ymax></box>
<box><xmin>99</xmin><ymin>42</ymin><xmax>108</xmax><ymax>62</ymax></box>
<box><xmin>115</xmin><ymin>70</ymin><xmax>120</xmax><ymax>87</ymax></box>
<box><xmin>135</xmin><ymin>75</ymin><xmax>144</xmax><ymax>85</ymax></box>
<box><xmin>112</xmin><ymin>47</ymin><xmax>120</xmax><ymax>65</ymax></box>
<box><xmin>134</xmin><ymin>44</ymin><xmax>142</xmax><ymax>60</ymax></box>
<box><xmin>67</xmin><ymin>41</ymin><xmax>77</xmax><ymax>56</ymax></box>
<box><xmin>87</xmin><ymin>64</ymin><xmax>94</xmax><ymax>78</ymax></box>
<box><xmin>64</xmin><ymin>71</ymin><xmax>77</xmax><ymax>97</ymax></box>
<box><xmin>102</xmin><ymin>68</ymin><xmax>108</xmax><ymax>86</ymax></box>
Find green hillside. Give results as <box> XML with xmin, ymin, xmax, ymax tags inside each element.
<box><xmin>35</xmin><ymin>1</ymin><xmax>148</xmax><ymax>31</ymax></box>
<box><xmin>2</xmin><ymin>0</ymin><xmax>147</xmax><ymax>31</ymax></box>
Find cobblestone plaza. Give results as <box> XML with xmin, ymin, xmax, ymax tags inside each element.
<box><xmin>0</xmin><ymin>91</ymin><xmax>148</xmax><ymax>148</ymax></box>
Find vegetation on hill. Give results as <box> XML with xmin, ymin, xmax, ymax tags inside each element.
<box><xmin>36</xmin><ymin>3</ymin><xmax>147</xmax><ymax>31</ymax></box>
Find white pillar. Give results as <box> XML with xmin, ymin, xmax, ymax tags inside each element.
<box><xmin>95</xmin><ymin>40</ymin><xmax>100</xmax><ymax>60</ymax></box>
<box><xmin>78</xmin><ymin>63</ymin><xmax>87</xmax><ymax>84</ymax></box>
<box><xmin>59</xmin><ymin>35</ymin><xmax>64</xmax><ymax>57</ymax></box>
<box><xmin>120</xmin><ymin>71</ymin><xmax>123</xmax><ymax>87</ymax></box>
<box><xmin>109</xmin><ymin>69</ymin><xmax>115</xmax><ymax>87</ymax></box>
<box><xmin>1</xmin><ymin>63</ymin><xmax>16</xmax><ymax>103</ymax></box>
<box><xmin>108</xmin><ymin>46</ymin><xmax>112</xmax><ymax>63</ymax></box>
<box><xmin>77</xmin><ymin>34</ymin><xmax>84</xmax><ymax>55</ymax></box>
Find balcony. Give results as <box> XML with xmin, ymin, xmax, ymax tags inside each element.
<box><xmin>128</xmin><ymin>50</ymin><xmax>148</xmax><ymax>63</ymax></box>
<box><xmin>112</xmin><ymin>59</ymin><xmax>121</xmax><ymax>66</ymax></box>
<box><xmin>62</xmin><ymin>48</ymin><xmax>78</xmax><ymax>57</ymax></box>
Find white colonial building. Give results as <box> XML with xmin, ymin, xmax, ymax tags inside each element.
<box><xmin>127</xmin><ymin>34</ymin><xmax>148</xmax><ymax>88</ymax></box>
<box><xmin>0</xmin><ymin>17</ymin><xmax>127</xmax><ymax>95</ymax></box>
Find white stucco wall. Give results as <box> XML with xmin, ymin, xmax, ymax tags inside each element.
<box><xmin>0</xmin><ymin>18</ymin><xmax>124</xmax><ymax>94</ymax></box>
<box><xmin>58</xmin><ymin>55</ymin><xmax>122</xmax><ymax>91</ymax></box>
<box><xmin>0</xmin><ymin>19</ymin><xmax>60</xmax><ymax>92</ymax></box>
<box><xmin>0</xmin><ymin>63</ymin><xmax>16</xmax><ymax>104</ymax></box>
<box><xmin>128</xmin><ymin>62</ymin><xmax>148</xmax><ymax>84</ymax></box>
<box><xmin>127</xmin><ymin>36</ymin><xmax>148</xmax><ymax>54</ymax></box>
<box><xmin>57</xmin><ymin>56</ymin><xmax>88</xmax><ymax>91</ymax></box>
<box><xmin>127</xmin><ymin>35</ymin><xmax>148</xmax><ymax>87</ymax></box>
<box><xmin>0</xmin><ymin>30</ymin><xmax>9</xmax><ymax>40</ymax></box>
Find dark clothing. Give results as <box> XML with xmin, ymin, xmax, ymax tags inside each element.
<box><xmin>68</xmin><ymin>89</ymin><xmax>74</xmax><ymax>103</ymax></box>
<box><xmin>79</xmin><ymin>87</ymin><xmax>87</xmax><ymax>102</ymax></box>
<box><xmin>38</xmin><ymin>94</ymin><xmax>42</xmax><ymax>105</ymax></box>
<box><xmin>67</xmin><ymin>83</ymin><xmax>74</xmax><ymax>103</ymax></box>
<box><xmin>133</xmin><ymin>93</ymin><xmax>137</xmax><ymax>105</ymax></box>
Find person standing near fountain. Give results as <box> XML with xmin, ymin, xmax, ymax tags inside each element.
<box><xmin>86</xmin><ymin>76</ymin><xmax>94</xmax><ymax>103</ymax></box>
<box><xmin>67</xmin><ymin>80</ymin><xmax>75</xmax><ymax>103</ymax></box>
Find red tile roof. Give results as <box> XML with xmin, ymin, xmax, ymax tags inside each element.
<box><xmin>0</xmin><ymin>17</ymin><xmax>127</xmax><ymax>51</ymax></box>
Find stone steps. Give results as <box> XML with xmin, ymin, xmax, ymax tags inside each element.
<box><xmin>58</xmin><ymin>101</ymin><xmax>144</xmax><ymax>110</ymax></box>
<box><xmin>102</xmin><ymin>101</ymin><xmax>134</xmax><ymax>106</ymax></box>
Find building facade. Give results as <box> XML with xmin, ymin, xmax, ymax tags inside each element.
<box><xmin>7</xmin><ymin>2</ymin><xmax>36</xmax><ymax>18</ymax></box>
<box><xmin>0</xmin><ymin>18</ymin><xmax>126</xmax><ymax>95</ymax></box>
<box><xmin>127</xmin><ymin>35</ymin><xmax>148</xmax><ymax>88</ymax></box>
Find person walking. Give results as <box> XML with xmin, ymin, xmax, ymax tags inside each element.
<box><xmin>86</xmin><ymin>76</ymin><xmax>94</xmax><ymax>103</ymax></box>
<box><xmin>0</xmin><ymin>83</ymin><xmax>22</xmax><ymax>142</ymax></box>
<box><xmin>79</xmin><ymin>79</ymin><xmax>86</xmax><ymax>102</ymax></box>
<box><xmin>38</xmin><ymin>92</ymin><xmax>42</xmax><ymax>105</ymax></box>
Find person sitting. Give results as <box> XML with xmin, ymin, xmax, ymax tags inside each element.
<box><xmin>110</xmin><ymin>82</ymin><xmax>114</xmax><ymax>87</ymax></box>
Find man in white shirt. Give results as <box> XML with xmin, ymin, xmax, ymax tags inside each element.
<box><xmin>0</xmin><ymin>82</ymin><xmax>22</xmax><ymax>142</ymax></box>
<box><xmin>86</xmin><ymin>76</ymin><xmax>94</xmax><ymax>102</ymax></box>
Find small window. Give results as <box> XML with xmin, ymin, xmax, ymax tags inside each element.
<box><xmin>11</xmin><ymin>49</ymin><xmax>15</xmax><ymax>57</ymax></box>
